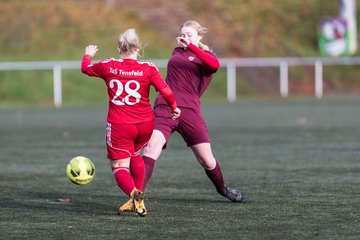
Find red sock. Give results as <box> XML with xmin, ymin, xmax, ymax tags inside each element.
<box><xmin>205</xmin><ymin>161</ymin><xmax>226</xmax><ymax>195</ymax></box>
<box><xmin>130</xmin><ymin>155</ymin><xmax>144</xmax><ymax>191</ymax></box>
<box><xmin>112</xmin><ymin>167</ymin><xmax>135</xmax><ymax>196</ymax></box>
<box><xmin>142</xmin><ymin>156</ymin><xmax>156</xmax><ymax>190</ymax></box>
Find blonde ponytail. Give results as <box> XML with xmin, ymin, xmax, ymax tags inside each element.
<box><xmin>198</xmin><ymin>41</ymin><xmax>210</xmax><ymax>51</ymax></box>
<box><xmin>117</xmin><ymin>28</ymin><xmax>143</xmax><ymax>56</ymax></box>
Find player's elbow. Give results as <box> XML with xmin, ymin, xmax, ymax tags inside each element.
<box><xmin>81</xmin><ymin>65</ymin><xmax>88</xmax><ymax>74</ymax></box>
<box><xmin>212</xmin><ymin>60</ymin><xmax>220</xmax><ymax>71</ymax></box>
<box><xmin>209</xmin><ymin>60</ymin><xmax>220</xmax><ymax>73</ymax></box>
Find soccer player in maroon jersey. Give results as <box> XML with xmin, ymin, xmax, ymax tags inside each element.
<box><xmin>81</xmin><ymin>29</ymin><xmax>181</xmax><ymax>217</ymax></box>
<box><xmin>139</xmin><ymin>20</ymin><xmax>247</xmax><ymax>204</ymax></box>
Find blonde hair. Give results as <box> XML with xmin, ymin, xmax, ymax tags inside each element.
<box><xmin>117</xmin><ymin>28</ymin><xmax>143</xmax><ymax>56</ymax></box>
<box><xmin>181</xmin><ymin>20</ymin><xmax>210</xmax><ymax>51</ymax></box>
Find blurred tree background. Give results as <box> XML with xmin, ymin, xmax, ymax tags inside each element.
<box><xmin>0</xmin><ymin>0</ymin><xmax>359</xmax><ymax>106</ymax></box>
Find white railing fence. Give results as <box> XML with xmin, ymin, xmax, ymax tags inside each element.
<box><xmin>1</xmin><ymin>57</ymin><xmax>360</xmax><ymax>107</ymax></box>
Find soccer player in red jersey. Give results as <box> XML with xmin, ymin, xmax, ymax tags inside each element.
<box><xmin>81</xmin><ymin>29</ymin><xmax>181</xmax><ymax>217</ymax></box>
<box><xmin>140</xmin><ymin>20</ymin><xmax>247</xmax><ymax>203</ymax></box>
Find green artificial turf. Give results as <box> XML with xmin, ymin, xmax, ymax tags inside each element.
<box><xmin>0</xmin><ymin>98</ymin><xmax>359</xmax><ymax>239</ymax></box>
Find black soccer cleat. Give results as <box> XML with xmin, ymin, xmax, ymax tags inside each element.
<box><xmin>223</xmin><ymin>187</ymin><xmax>247</xmax><ymax>203</ymax></box>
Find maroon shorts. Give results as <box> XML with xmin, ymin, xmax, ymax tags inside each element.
<box><xmin>153</xmin><ymin>105</ymin><xmax>210</xmax><ymax>148</ymax></box>
<box><xmin>105</xmin><ymin>119</ymin><xmax>154</xmax><ymax>160</ymax></box>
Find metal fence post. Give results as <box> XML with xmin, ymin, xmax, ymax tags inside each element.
<box><xmin>280</xmin><ymin>61</ymin><xmax>289</xmax><ymax>97</ymax></box>
<box><xmin>227</xmin><ymin>62</ymin><xmax>237</xmax><ymax>102</ymax></box>
<box><xmin>315</xmin><ymin>60</ymin><xmax>323</xmax><ymax>99</ymax></box>
<box><xmin>53</xmin><ymin>64</ymin><xmax>62</xmax><ymax>107</ymax></box>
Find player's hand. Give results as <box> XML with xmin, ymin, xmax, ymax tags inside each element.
<box><xmin>176</xmin><ymin>37</ymin><xmax>190</xmax><ymax>48</ymax></box>
<box><xmin>171</xmin><ymin>107</ymin><xmax>181</xmax><ymax>119</ymax></box>
<box><xmin>85</xmin><ymin>45</ymin><xmax>98</xmax><ymax>57</ymax></box>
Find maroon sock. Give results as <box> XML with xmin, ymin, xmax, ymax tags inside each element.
<box><xmin>205</xmin><ymin>161</ymin><xmax>226</xmax><ymax>195</ymax></box>
<box><xmin>112</xmin><ymin>167</ymin><xmax>135</xmax><ymax>196</ymax></box>
<box><xmin>142</xmin><ymin>156</ymin><xmax>156</xmax><ymax>190</ymax></box>
<box><xmin>130</xmin><ymin>155</ymin><xmax>145</xmax><ymax>191</ymax></box>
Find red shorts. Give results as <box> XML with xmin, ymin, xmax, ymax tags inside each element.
<box><xmin>153</xmin><ymin>105</ymin><xmax>210</xmax><ymax>148</ymax></box>
<box><xmin>105</xmin><ymin>119</ymin><xmax>154</xmax><ymax>160</ymax></box>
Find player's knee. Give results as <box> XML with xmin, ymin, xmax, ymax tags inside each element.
<box><xmin>144</xmin><ymin>133</ymin><xmax>165</xmax><ymax>158</ymax></box>
<box><xmin>143</xmin><ymin>146</ymin><xmax>152</xmax><ymax>156</ymax></box>
<box><xmin>198</xmin><ymin>156</ymin><xmax>217</xmax><ymax>170</ymax></box>
<box><xmin>143</xmin><ymin>145</ymin><xmax>160</xmax><ymax>158</ymax></box>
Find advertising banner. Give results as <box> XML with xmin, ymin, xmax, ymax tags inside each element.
<box><xmin>319</xmin><ymin>17</ymin><xmax>348</xmax><ymax>56</ymax></box>
<box><xmin>318</xmin><ymin>0</ymin><xmax>357</xmax><ymax>56</ymax></box>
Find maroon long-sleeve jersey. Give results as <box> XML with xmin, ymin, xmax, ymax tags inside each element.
<box><xmin>154</xmin><ymin>43</ymin><xmax>220</xmax><ymax>109</ymax></box>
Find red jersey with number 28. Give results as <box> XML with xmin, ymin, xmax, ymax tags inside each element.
<box><xmin>81</xmin><ymin>55</ymin><xmax>176</xmax><ymax>124</ymax></box>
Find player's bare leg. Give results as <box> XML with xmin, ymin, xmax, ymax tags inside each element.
<box><xmin>191</xmin><ymin>143</ymin><xmax>247</xmax><ymax>203</ymax></box>
<box><xmin>144</xmin><ymin>130</ymin><xmax>166</xmax><ymax>160</ymax></box>
<box><xmin>142</xmin><ymin>130</ymin><xmax>166</xmax><ymax>190</ymax></box>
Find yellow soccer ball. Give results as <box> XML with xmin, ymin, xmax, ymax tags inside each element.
<box><xmin>66</xmin><ymin>156</ymin><xmax>95</xmax><ymax>185</ymax></box>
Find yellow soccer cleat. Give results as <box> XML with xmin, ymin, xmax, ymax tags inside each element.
<box><xmin>118</xmin><ymin>197</ymin><xmax>135</xmax><ymax>213</ymax></box>
<box><xmin>132</xmin><ymin>189</ymin><xmax>147</xmax><ymax>217</ymax></box>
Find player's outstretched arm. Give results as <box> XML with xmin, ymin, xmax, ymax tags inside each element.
<box><xmin>187</xmin><ymin>43</ymin><xmax>219</xmax><ymax>72</ymax></box>
<box><xmin>84</xmin><ymin>45</ymin><xmax>98</xmax><ymax>57</ymax></box>
<box><xmin>150</xmin><ymin>71</ymin><xmax>180</xmax><ymax>119</ymax></box>
<box><xmin>81</xmin><ymin>45</ymin><xmax>101</xmax><ymax>76</ymax></box>
<box><xmin>158</xmin><ymin>84</ymin><xmax>180</xmax><ymax>119</ymax></box>
<box><xmin>176</xmin><ymin>37</ymin><xmax>219</xmax><ymax>72</ymax></box>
